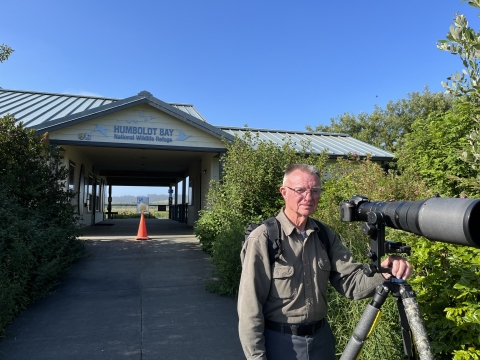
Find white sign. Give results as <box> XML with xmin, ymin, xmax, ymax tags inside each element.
<box><xmin>137</xmin><ymin>197</ymin><xmax>149</xmax><ymax>214</ymax></box>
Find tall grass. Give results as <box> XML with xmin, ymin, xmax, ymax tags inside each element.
<box><xmin>108</xmin><ymin>204</ymin><xmax>170</xmax><ymax>219</ymax></box>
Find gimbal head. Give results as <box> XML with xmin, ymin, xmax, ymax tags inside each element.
<box><xmin>360</xmin><ymin>209</ymin><xmax>411</xmax><ymax>276</ymax></box>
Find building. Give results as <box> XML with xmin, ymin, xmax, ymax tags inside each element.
<box><xmin>0</xmin><ymin>88</ymin><xmax>394</xmax><ymax>226</ymax></box>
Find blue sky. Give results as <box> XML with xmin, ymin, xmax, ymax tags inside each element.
<box><xmin>2</xmin><ymin>0</ymin><xmax>479</xmax><ymax>196</ymax></box>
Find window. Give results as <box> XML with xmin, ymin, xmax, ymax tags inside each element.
<box><xmin>100</xmin><ymin>180</ymin><xmax>106</xmax><ymax>211</ymax></box>
<box><xmin>87</xmin><ymin>176</ymin><xmax>94</xmax><ymax>212</ymax></box>
<box><xmin>95</xmin><ymin>180</ymin><xmax>100</xmax><ymax>211</ymax></box>
<box><xmin>68</xmin><ymin>161</ymin><xmax>76</xmax><ymax>207</ymax></box>
<box><xmin>188</xmin><ymin>178</ymin><xmax>193</xmax><ymax>206</ymax></box>
<box><xmin>68</xmin><ymin>161</ymin><xmax>75</xmax><ymax>190</ymax></box>
<box><xmin>83</xmin><ymin>176</ymin><xmax>88</xmax><ymax>210</ymax></box>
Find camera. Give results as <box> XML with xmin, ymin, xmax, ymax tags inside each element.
<box><xmin>340</xmin><ymin>195</ymin><xmax>480</xmax><ymax>248</ymax></box>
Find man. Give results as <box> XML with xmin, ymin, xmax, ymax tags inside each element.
<box><xmin>238</xmin><ymin>164</ymin><xmax>412</xmax><ymax>359</ymax></box>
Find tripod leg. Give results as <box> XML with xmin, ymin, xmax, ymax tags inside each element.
<box><xmin>340</xmin><ymin>284</ymin><xmax>389</xmax><ymax>360</ymax></box>
<box><xmin>340</xmin><ymin>304</ymin><xmax>382</xmax><ymax>360</ymax></box>
<box><xmin>402</xmin><ymin>297</ymin><xmax>434</xmax><ymax>360</ymax></box>
<box><xmin>396</xmin><ymin>298</ymin><xmax>415</xmax><ymax>359</ymax></box>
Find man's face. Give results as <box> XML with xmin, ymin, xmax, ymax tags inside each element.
<box><xmin>280</xmin><ymin>169</ymin><xmax>321</xmax><ymax>218</ymax></box>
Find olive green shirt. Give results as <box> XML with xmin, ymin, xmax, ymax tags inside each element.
<box><xmin>237</xmin><ymin>209</ymin><xmax>384</xmax><ymax>360</ymax></box>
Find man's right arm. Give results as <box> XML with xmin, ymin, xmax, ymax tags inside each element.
<box><xmin>238</xmin><ymin>231</ymin><xmax>272</xmax><ymax>360</ymax></box>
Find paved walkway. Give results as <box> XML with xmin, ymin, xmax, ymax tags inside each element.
<box><xmin>0</xmin><ymin>218</ymin><xmax>244</xmax><ymax>360</ymax></box>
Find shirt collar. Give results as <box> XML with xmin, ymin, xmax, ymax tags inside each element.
<box><xmin>277</xmin><ymin>207</ymin><xmax>318</xmax><ymax>236</ymax></box>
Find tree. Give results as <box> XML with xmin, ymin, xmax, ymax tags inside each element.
<box><xmin>307</xmin><ymin>87</ymin><xmax>453</xmax><ymax>154</ymax></box>
<box><xmin>437</xmin><ymin>0</ymin><xmax>480</xmax><ymax>191</ymax></box>
<box><xmin>397</xmin><ymin>102</ymin><xmax>477</xmax><ymax>197</ymax></box>
<box><xmin>0</xmin><ymin>44</ymin><xmax>14</xmax><ymax>63</ymax></box>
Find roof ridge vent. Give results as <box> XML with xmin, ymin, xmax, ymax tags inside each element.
<box><xmin>138</xmin><ymin>90</ymin><xmax>153</xmax><ymax>97</ymax></box>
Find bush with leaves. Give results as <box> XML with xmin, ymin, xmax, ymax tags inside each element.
<box><xmin>408</xmin><ymin>238</ymin><xmax>480</xmax><ymax>359</ymax></box>
<box><xmin>0</xmin><ymin>115</ymin><xmax>85</xmax><ymax>336</ymax></box>
<box><xmin>397</xmin><ymin>101</ymin><xmax>478</xmax><ymax>197</ymax></box>
<box><xmin>205</xmin><ymin>218</ymin><xmax>245</xmax><ymax>297</ymax></box>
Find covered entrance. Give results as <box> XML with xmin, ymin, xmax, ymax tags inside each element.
<box><xmin>69</xmin><ymin>144</ymin><xmax>224</xmax><ymax>226</ymax></box>
<box><xmin>7</xmin><ymin>89</ymin><xmax>234</xmax><ymax>227</ymax></box>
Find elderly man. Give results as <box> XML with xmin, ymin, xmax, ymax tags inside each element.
<box><xmin>238</xmin><ymin>164</ymin><xmax>412</xmax><ymax>360</ymax></box>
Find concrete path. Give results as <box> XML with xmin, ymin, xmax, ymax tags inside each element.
<box><xmin>0</xmin><ymin>219</ymin><xmax>244</xmax><ymax>360</ymax></box>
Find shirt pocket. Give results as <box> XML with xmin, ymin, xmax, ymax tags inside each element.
<box><xmin>270</xmin><ymin>264</ymin><xmax>295</xmax><ymax>299</ymax></box>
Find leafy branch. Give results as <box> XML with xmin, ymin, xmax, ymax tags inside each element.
<box><xmin>437</xmin><ymin>0</ymin><xmax>480</xmax><ymax>189</ymax></box>
<box><xmin>0</xmin><ymin>44</ymin><xmax>14</xmax><ymax>63</ymax></box>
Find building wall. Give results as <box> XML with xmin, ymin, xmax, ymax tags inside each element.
<box><xmin>49</xmin><ymin>104</ymin><xmax>225</xmax><ymax>149</ymax></box>
<box><xmin>59</xmin><ymin>145</ymin><xmax>108</xmax><ymax>226</ymax></box>
<box><xmin>187</xmin><ymin>160</ymin><xmax>202</xmax><ymax>227</ymax></box>
<box><xmin>184</xmin><ymin>153</ymin><xmax>221</xmax><ymax>226</ymax></box>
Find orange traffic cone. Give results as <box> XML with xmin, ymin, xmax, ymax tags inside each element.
<box><xmin>135</xmin><ymin>213</ymin><xmax>150</xmax><ymax>240</ymax></box>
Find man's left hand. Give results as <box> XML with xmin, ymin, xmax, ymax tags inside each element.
<box><xmin>380</xmin><ymin>256</ymin><xmax>412</xmax><ymax>280</ymax></box>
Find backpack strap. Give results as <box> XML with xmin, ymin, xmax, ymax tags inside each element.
<box><xmin>263</xmin><ymin>217</ymin><xmax>283</xmax><ymax>264</ymax></box>
<box><xmin>243</xmin><ymin>217</ymin><xmax>284</xmax><ymax>265</ymax></box>
<box><xmin>312</xmin><ymin>219</ymin><xmax>331</xmax><ymax>258</ymax></box>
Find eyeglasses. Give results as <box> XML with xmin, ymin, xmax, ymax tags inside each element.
<box><xmin>284</xmin><ymin>186</ymin><xmax>322</xmax><ymax>198</ymax></box>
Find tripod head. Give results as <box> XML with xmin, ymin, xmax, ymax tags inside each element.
<box><xmin>361</xmin><ymin>210</ymin><xmax>411</xmax><ymax>277</ymax></box>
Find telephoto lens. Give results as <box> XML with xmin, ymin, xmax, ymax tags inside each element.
<box><xmin>344</xmin><ymin>196</ymin><xmax>480</xmax><ymax>248</ymax></box>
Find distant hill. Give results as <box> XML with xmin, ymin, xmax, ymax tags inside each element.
<box><xmin>111</xmin><ymin>194</ymin><xmax>181</xmax><ymax>203</ymax></box>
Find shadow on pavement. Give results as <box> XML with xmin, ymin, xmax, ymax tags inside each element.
<box><xmin>0</xmin><ymin>219</ymin><xmax>244</xmax><ymax>360</ymax></box>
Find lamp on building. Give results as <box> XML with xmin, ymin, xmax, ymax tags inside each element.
<box><xmin>203</xmin><ymin>169</ymin><xmax>207</xmax><ymax>174</ymax></box>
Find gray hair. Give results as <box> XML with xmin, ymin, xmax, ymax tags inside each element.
<box><xmin>283</xmin><ymin>164</ymin><xmax>320</xmax><ymax>185</ymax></box>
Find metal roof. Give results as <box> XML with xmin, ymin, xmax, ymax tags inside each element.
<box><xmin>0</xmin><ymin>88</ymin><xmax>393</xmax><ymax>160</ymax></box>
<box><xmin>0</xmin><ymin>88</ymin><xmax>208</xmax><ymax>127</ymax></box>
<box><xmin>217</xmin><ymin>127</ymin><xmax>394</xmax><ymax>160</ymax></box>
<box><xmin>170</xmin><ymin>103</ymin><xmax>207</xmax><ymax>122</ymax></box>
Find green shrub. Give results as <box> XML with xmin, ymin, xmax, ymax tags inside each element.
<box><xmin>0</xmin><ymin>115</ymin><xmax>85</xmax><ymax>336</ymax></box>
<box><xmin>206</xmin><ymin>219</ymin><xmax>244</xmax><ymax>297</ymax></box>
<box><xmin>194</xmin><ymin>182</ymin><xmax>233</xmax><ymax>253</ymax></box>
<box><xmin>398</xmin><ymin>102</ymin><xmax>477</xmax><ymax>197</ymax></box>
<box><xmin>113</xmin><ymin>210</ymin><xmax>167</xmax><ymax>219</ymax></box>
<box><xmin>408</xmin><ymin>240</ymin><xmax>480</xmax><ymax>359</ymax></box>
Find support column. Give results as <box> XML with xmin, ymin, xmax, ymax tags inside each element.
<box><xmin>168</xmin><ymin>186</ymin><xmax>173</xmax><ymax>219</ymax></box>
<box><xmin>181</xmin><ymin>177</ymin><xmax>187</xmax><ymax>223</ymax></box>
<box><xmin>174</xmin><ymin>183</ymin><xmax>178</xmax><ymax>221</ymax></box>
<box><xmin>108</xmin><ymin>185</ymin><xmax>113</xmax><ymax>219</ymax></box>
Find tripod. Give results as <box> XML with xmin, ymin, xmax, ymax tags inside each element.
<box><xmin>339</xmin><ymin>211</ymin><xmax>434</xmax><ymax>360</ymax></box>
